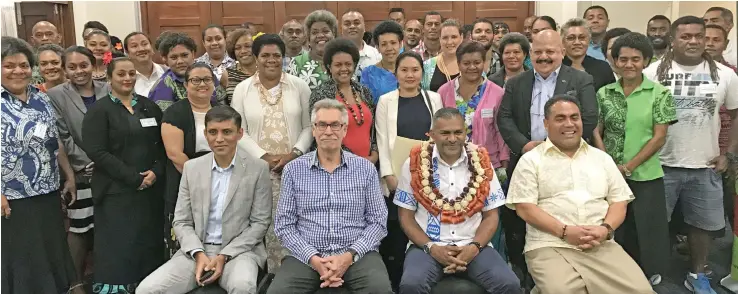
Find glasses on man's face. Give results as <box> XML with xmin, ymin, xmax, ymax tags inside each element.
<box><xmin>187</xmin><ymin>77</ymin><xmax>214</xmax><ymax>85</ymax></box>
<box><xmin>314</xmin><ymin>122</ymin><xmax>344</xmax><ymax>131</ymax></box>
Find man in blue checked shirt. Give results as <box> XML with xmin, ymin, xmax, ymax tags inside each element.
<box><xmin>394</xmin><ymin>108</ymin><xmax>520</xmax><ymax>294</ymax></box>
<box><xmin>269</xmin><ymin>99</ymin><xmax>392</xmax><ymax>294</ymax></box>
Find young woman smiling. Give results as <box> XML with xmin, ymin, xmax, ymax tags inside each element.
<box><xmin>36</xmin><ymin>44</ymin><xmax>66</xmax><ymax>92</ymax></box>
<box><xmin>221</xmin><ymin>29</ymin><xmax>256</xmax><ymax>105</ymax></box>
<box><xmin>422</xmin><ymin>19</ymin><xmax>463</xmax><ymax>92</ymax></box>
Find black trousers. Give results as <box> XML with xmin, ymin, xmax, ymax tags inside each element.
<box><xmin>379</xmin><ymin>195</ymin><xmax>409</xmax><ymax>292</ymax></box>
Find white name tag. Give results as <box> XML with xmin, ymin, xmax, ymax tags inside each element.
<box><xmin>140</xmin><ymin>118</ymin><xmax>158</xmax><ymax>127</ymax></box>
<box><xmin>699</xmin><ymin>83</ymin><xmax>718</xmax><ymax>95</ymax></box>
<box><xmin>33</xmin><ymin>123</ymin><xmax>48</xmax><ymax>138</ymax></box>
<box><xmin>481</xmin><ymin>108</ymin><xmax>495</xmax><ymax>119</ymax></box>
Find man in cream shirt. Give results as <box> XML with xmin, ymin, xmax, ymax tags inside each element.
<box><xmin>506</xmin><ymin>95</ymin><xmax>654</xmax><ymax>294</ymax></box>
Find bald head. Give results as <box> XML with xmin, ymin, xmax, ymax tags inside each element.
<box><xmin>531</xmin><ymin>30</ymin><xmax>564</xmax><ymax>78</ymax></box>
<box><xmin>31</xmin><ymin>21</ymin><xmax>60</xmax><ymax>47</ymax></box>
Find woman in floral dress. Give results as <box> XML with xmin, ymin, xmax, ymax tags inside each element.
<box><xmin>286</xmin><ymin>10</ymin><xmax>338</xmax><ymax>90</ymax></box>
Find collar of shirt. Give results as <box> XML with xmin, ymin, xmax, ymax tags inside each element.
<box><xmin>542</xmin><ymin>138</ymin><xmax>589</xmax><ymax>157</ymax></box>
<box><xmin>109</xmin><ymin>92</ymin><xmax>139</xmax><ymax>107</ymax></box>
<box><xmin>197</xmin><ymin>53</ymin><xmax>235</xmax><ymax>67</ymax></box>
<box><xmin>1</xmin><ymin>84</ymin><xmax>42</xmax><ymax>103</ymax></box>
<box><xmin>432</xmin><ymin>144</ymin><xmax>468</xmax><ymax>167</ymax></box>
<box><xmin>533</xmin><ymin>65</ymin><xmax>561</xmax><ymax>82</ymax></box>
<box><xmin>453</xmin><ymin>76</ymin><xmax>486</xmax><ymax>96</ymax></box>
<box><xmin>163</xmin><ymin>68</ymin><xmax>186</xmax><ymax>84</ymax></box>
<box><xmin>136</xmin><ymin>63</ymin><xmax>166</xmax><ymax>80</ymax></box>
<box><xmin>253</xmin><ymin>71</ymin><xmax>288</xmax><ymax>87</ymax></box>
<box><xmin>605</xmin><ymin>74</ymin><xmax>655</xmax><ymax>96</ymax></box>
<box><xmin>212</xmin><ymin>152</ymin><xmax>237</xmax><ymax>172</ymax></box>
<box><xmin>310</xmin><ymin>150</ymin><xmax>349</xmax><ymax>169</ymax></box>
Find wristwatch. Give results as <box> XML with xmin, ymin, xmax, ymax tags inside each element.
<box><xmin>469</xmin><ymin>241</ymin><xmax>483</xmax><ymax>252</ymax></box>
<box><xmin>347</xmin><ymin>248</ymin><xmax>358</xmax><ymax>263</ymax></box>
<box><xmin>600</xmin><ymin>223</ymin><xmax>614</xmax><ymax>240</ymax></box>
<box><xmin>621</xmin><ymin>165</ymin><xmax>632</xmax><ymax>177</ymax></box>
<box><xmin>422</xmin><ymin>242</ymin><xmax>435</xmax><ymax>254</ymax></box>
<box><xmin>292</xmin><ymin>148</ymin><xmax>304</xmax><ymax>157</ymax></box>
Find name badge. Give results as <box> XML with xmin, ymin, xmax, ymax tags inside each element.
<box><xmin>140</xmin><ymin>118</ymin><xmax>158</xmax><ymax>127</ymax></box>
<box><xmin>699</xmin><ymin>83</ymin><xmax>718</xmax><ymax>95</ymax></box>
<box><xmin>481</xmin><ymin>108</ymin><xmax>495</xmax><ymax>119</ymax></box>
<box><xmin>33</xmin><ymin>123</ymin><xmax>48</xmax><ymax>138</ymax></box>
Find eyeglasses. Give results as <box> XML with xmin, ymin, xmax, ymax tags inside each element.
<box><xmin>187</xmin><ymin>77</ymin><xmax>214</xmax><ymax>85</ymax></box>
<box><xmin>314</xmin><ymin>122</ymin><xmax>344</xmax><ymax>131</ymax></box>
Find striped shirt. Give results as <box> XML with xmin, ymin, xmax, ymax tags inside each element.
<box><xmin>275</xmin><ymin>151</ymin><xmax>388</xmax><ymax>265</ymax></box>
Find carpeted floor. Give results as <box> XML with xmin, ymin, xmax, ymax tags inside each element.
<box><xmin>654</xmin><ymin>227</ymin><xmax>734</xmax><ymax>294</ymax></box>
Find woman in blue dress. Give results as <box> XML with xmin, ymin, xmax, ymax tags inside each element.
<box><xmin>361</xmin><ymin>20</ymin><xmax>404</xmax><ymax>104</ymax></box>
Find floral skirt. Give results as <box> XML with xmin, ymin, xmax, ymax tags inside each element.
<box><xmin>265</xmin><ymin>173</ymin><xmax>289</xmax><ymax>273</ymax></box>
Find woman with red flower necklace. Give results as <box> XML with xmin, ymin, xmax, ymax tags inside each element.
<box><xmin>309</xmin><ymin>38</ymin><xmax>377</xmax><ymax>163</ymax></box>
<box><xmin>84</xmin><ymin>30</ymin><xmax>115</xmax><ymax>81</ymax></box>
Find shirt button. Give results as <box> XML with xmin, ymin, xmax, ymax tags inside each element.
<box><xmin>452</xmin><ymin>231</ymin><xmax>455</xmax><ymax>235</ymax></box>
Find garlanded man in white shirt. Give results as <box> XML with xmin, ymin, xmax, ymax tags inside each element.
<box><xmin>394</xmin><ymin>107</ymin><xmax>520</xmax><ymax>294</ymax></box>
<box><xmin>341</xmin><ymin>9</ymin><xmax>382</xmax><ymax>81</ymax></box>
<box><xmin>507</xmin><ymin>95</ymin><xmax>654</xmax><ymax>294</ymax></box>
<box><xmin>138</xmin><ymin>106</ymin><xmax>272</xmax><ymax>293</ymax></box>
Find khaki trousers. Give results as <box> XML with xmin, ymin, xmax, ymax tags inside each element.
<box><xmin>526</xmin><ymin>241</ymin><xmax>655</xmax><ymax>294</ymax></box>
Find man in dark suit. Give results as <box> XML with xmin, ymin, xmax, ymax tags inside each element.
<box><xmin>496</xmin><ymin>29</ymin><xmax>597</xmax><ymax>290</ymax></box>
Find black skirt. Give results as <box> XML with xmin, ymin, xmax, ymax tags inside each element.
<box><xmin>1</xmin><ymin>191</ymin><xmax>76</xmax><ymax>294</ymax></box>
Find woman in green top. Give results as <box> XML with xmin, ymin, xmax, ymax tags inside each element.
<box><xmin>286</xmin><ymin>10</ymin><xmax>337</xmax><ymax>90</ymax></box>
<box><xmin>592</xmin><ymin>32</ymin><xmax>677</xmax><ymax>285</ymax></box>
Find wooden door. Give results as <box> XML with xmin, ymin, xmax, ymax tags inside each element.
<box><xmin>464</xmin><ymin>1</ymin><xmax>535</xmax><ymax>33</ymax></box>
<box><xmin>211</xmin><ymin>1</ymin><xmax>276</xmax><ymax>33</ymax></box>
<box><xmin>15</xmin><ymin>1</ymin><xmax>76</xmax><ymax>48</ymax></box>
<box><xmin>141</xmin><ymin>1</ymin><xmax>212</xmax><ymax>56</ymax></box>
<box><xmin>394</xmin><ymin>1</ymin><xmax>465</xmax><ymax>24</ymax></box>
<box><xmin>272</xmin><ymin>1</ymin><xmax>338</xmax><ymax>32</ymax></box>
<box><xmin>336</xmin><ymin>2</ymin><xmax>395</xmax><ymax>33</ymax></box>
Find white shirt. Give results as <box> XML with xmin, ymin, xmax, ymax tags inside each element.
<box><xmin>193</xmin><ymin>111</ymin><xmax>210</xmax><ymax>153</ymax></box>
<box><xmin>134</xmin><ymin>63</ymin><xmax>166</xmax><ymax>97</ymax></box>
<box><xmin>205</xmin><ymin>154</ymin><xmax>236</xmax><ymax>244</ymax></box>
<box><xmin>724</xmin><ymin>39</ymin><xmax>737</xmax><ymax>68</ymax></box>
<box><xmin>355</xmin><ymin>41</ymin><xmax>382</xmax><ymax>81</ymax></box>
<box><xmin>394</xmin><ymin>145</ymin><xmax>505</xmax><ymax>247</ymax></box>
<box><xmin>644</xmin><ymin>59</ymin><xmax>738</xmax><ymax>168</ymax></box>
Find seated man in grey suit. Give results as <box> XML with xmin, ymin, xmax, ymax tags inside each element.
<box><xmin>137</xmin><ymin>106</ymin><xmax>272</xmax><ymax>294</ymax></box>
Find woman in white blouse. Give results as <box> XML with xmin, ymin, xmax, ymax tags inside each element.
<box><xmin>230</xmin><ymin>34</ymin><xmax>312</xmax><ymax>272</ymax></box>
<box><xmin>375</xmin><ymin>51</ymin><xmax>442</xmax><ymax>289</ymax></box>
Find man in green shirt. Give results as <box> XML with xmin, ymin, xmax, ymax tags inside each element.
<box><xmin>593</xmin><ymin>32</ymin><xmax>677</xmax><ymax>286</ymax></box>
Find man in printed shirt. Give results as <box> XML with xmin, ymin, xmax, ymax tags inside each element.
<box><xmin>280</xmin><ymin>20</ymin><xmax>308</xmax><ymax>72</ymax></box>
<box><xmin>507</xmin><ymin>95</ymin><xmax>654</xmax><ymax>294</ymax></box>
<box><xmin>148</xmin><ymin>32</ymin><xmax>225</xmax><ymax>111</ymax></box>
<box><xmin>394</xmin><ymin>108</ymin><xmax>520</xmax><ymax>294</ymax></box>
<box><xmin>268</xmin><ymin>99</ymin><xmax>392</xmax><ymax>294</ymax></box>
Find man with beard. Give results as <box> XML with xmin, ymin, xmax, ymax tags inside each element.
<box><xmin>280</xmin><ymin>19</ymin><xmax>308</xmax><ymax>71</ymax></box>
<box><xmin>148</xmin><ymin>32</ymin><xmax>226</xmax><ymax>111</ymax></box>
<box><xmin>420</xmin><ymin>11</ymin><xmax>443</xmax><ymax>60</ymax></box>
<box><xmin>561</xmin><ymin>18</ymin><xmax>615</xmax><ymax>91</ymax></box>
<box><xmin>644</xmin><ymin>15</ymin><xmax>738</xmax><ymax>294</ymax></box>
<box><xmin>341</xmin><ymin>9</ymin><xmax>381</xmax><ymax>80</ymax></box>
<box><xmin>523</xmin><ymin>16</ymin><xmax>537</xmax><ymax>42</ymax></box>
<box><xmin>647</xmin><ymin>15</ymin><xmax>671</xmax><ymax>63</ymax></box>
<box><xmin>404</xmin><ymin>19</ymin><xmax>424</xmax><ymax>54</ymax></box>
<box><xmin>583</xmin><ymin>6</ymin><xmax>610</xmax><ymax>61</ymax></box>
<box><xmin>497</xmin><ymin>29</ymin><xmax>597</xmax><ymax>291</ymax></box>
<box><xmin>123</xmin><ymin>32</ymin><xmax>166</xmax><ymax>97</ymax></box>
<box><xmin>704</xmin><ymin>7</ymin><xmax>736</xmax><ymax>67</ymax></box>
<box><xmin>30</xmin><ymin>21</ymin><xmax>62</xmax><ymax>85</ymax></box>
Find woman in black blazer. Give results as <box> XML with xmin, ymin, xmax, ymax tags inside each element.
<box><xmin>81</xmin><ymin>57</ymin><xmax>165</xmax><ymax>293</ymax></box>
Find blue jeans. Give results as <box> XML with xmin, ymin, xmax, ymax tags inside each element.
<box><xmin>399</xmin><ymin>246</ymin><xmax>521</xmax><ymax>294</ymax></box>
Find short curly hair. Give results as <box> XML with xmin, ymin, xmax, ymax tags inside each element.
<box><xmin>159</xmin><ymin>32</ymin><xmax>197</xmax><ymax>57</ymax></box>
<box><xmin>372</xmin><ymin>20</ymin><xmax>404</xmax><ymax>45</ymax></box>
<box><xmin>37</xmin><ymin>43</ymin><xmax>65</xmax><ymax>59</ymax></box>
<box><xmin>154</xmin><ymin>30</ymin><xmax>176</xmax><ymax>53</ymax></box>
<box><xmin>305</xmin><ymin>10</ymin><xmax>339</xmax><ymax>37</ymax></box>
<box><xmin>1</xmin><ymin>36</ymin><xmax>37</xmax><ymax>67</ymax></box>
<box><xmin>323</xmin><ymin>38</ymin><xmax>360</xmax><ymax>76</ymax></box>
<box><xmin>601</xmin><ymin>28</ymin><xmax>631</xmax><ymax>57</ymax></box>
<box><xmin>498</xmin><ymin>32</ymin><xmax>530</xmax><ymax>57</ymax></box>
<box><xmin>455</xmin><ymin>40</ymin><xmax>487</xmax><ymax>61</ymax></box>
<box><xmin>610</xmin><ymin>32</ymin><xmax>654</xmax><ymax>62</ymax></box>
<box><xmin>252</xmin><ymin>34</ymin><xmax>286</xmax><ymax>58</ymax></box>
<box><xmin>227</xmin><ymin>28</ymin><xmax>253</xmax><ymax>59</ymax></box>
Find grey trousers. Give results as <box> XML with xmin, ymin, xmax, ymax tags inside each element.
<box><xmin>136</xmin><ymin>244</ymin><xmax>260</xmax><ymax>294</ymax></box>
<box><xmin>399</xmin><ymin>246</ymin><xmax>521</xmax><ymax>294</ymax></box>
<box><xmin>266</xmin><ymin>252</ymin><xmax>393</xmax><ymax>294</ymax></box>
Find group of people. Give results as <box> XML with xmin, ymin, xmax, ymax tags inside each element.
<box><xmin>1</xmin><ymin>4</ymin><xmax>736</xmax><ymax>294</ymax></box>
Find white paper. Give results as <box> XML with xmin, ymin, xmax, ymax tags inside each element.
<box><xmin>391</xmin><ymin>136</ymin><xmax>425</xmax><ymax>176</ymax></box>
<box><xmin>140</xmin><ymin>118</ymin><xmax>158</xmax><ymax>127</ymax></box>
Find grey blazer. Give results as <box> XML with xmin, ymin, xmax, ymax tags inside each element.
<box><xmin>47</xmin><ymin>80</ymin><xmax>110</xmax><ymax>175</ymax></box>
<box><xmin>173</xmin><ymin>150</ymin><xmax>272</xmax><ymax>267</ymax></box>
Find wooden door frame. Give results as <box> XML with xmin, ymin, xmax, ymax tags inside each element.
<box><xmin>15</xmin><ymin>1</ymin><xmax>76</xmax><ymax>48</ymax></box>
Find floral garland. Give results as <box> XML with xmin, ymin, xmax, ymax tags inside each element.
<box><xmin>409</xmin><ymin>141</ymin><xmax>493</xmax><ymax>224</ymax></box>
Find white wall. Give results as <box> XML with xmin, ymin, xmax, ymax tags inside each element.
<box><xmin>73</xmin><ymin>1</ymin><xmax>141</xmax><ymax>45</ymax></box>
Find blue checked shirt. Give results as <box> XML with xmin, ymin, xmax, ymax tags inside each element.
<box><xmin>275</xmin><ymin>151</ymin><xmax>388</xmax><ymax>265</ymax></box>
